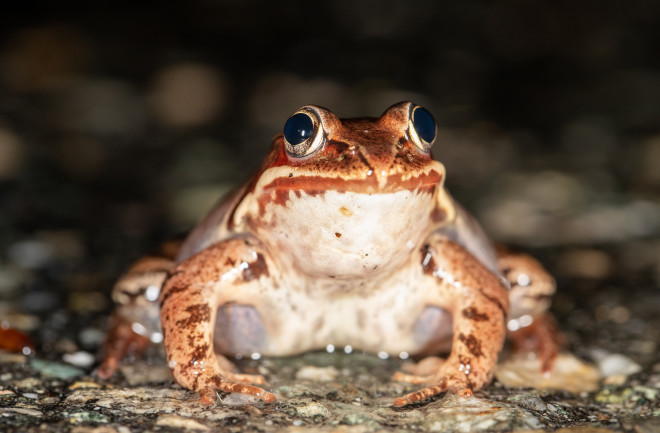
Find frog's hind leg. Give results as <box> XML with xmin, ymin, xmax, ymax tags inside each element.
<box><xmin>497</xmin><ymin>247</ymin><xmax>566</xmax><ymax>372</ymax></box>
<box><xmin>159</xmin><ymin>238</ymin><xmax>276</xmax><ymax>406</ymax></box>
<box><xmin>97</xmin><ymin>241</ymin><xmax>181</xmax><ymax>379</ymax></box>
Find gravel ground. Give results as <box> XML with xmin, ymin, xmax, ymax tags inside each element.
<box><xmin>1</xmin><ymin>2</ymin><xmax>659</xmax><ymax>432</ymax></box>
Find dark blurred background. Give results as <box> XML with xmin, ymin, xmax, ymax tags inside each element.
<box><xmin>0</xmin><ymin>1</ymin><xmax>659</xmax><ymax>364</ymax></box>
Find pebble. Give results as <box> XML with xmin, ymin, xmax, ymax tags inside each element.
<box><xmin>78</xmin><ymin>328</ymin><xmax>105</xmax><ymax>347</ymax></box>
<box><xmin>295</xmin><ymin>402</ymin><xmax>331</xmax><ymax>418</ymax></box>
<box><xmin>495</xmin><ymin>353</ymin><xmax>601</xmax><ymax>393</ymax></box>
<box><xmin>68</xmin><ymin>381</ymin><xmax>102</xmax><ymax>390</ymax></box>
<box><xmin>11</xmin><ymin>377</ymin><xmax>42</xmax><ymax>389</ymax></box>
<box><xmin>155</xmin><ymin>414</ymin><xmax>210</xmax><ymax>431</ymax></box>
<box><xmin>422</xmin><ymin>393</ymin><xmax>543</xmax><ymax>432</ymax></box>
<box><xmin>65</xmin><ymin>388</ymin><xmax>244</xmax><ymax>421</ymax></box>
<box><xmin>218</xmin><ymin>392</ymin><xmax>262</xmax><ymax>406</ymax></box>
<box><xmin>0</xmin><ymin>352</ymin><xmax>27</xmax><ymax>364</ymax></box>
<box><xmin>506</xmin><ymin>393</ymin><xmax>548</xmax><ymax>411</ymax></box>
<box><xmin>62</xmin><ymin>351</ymin><xmax>95</xmax><ymax>368</ymax></box>
<box><xmin>30</xmin><ymin>358</ymin><xmax>84</xmax><ymax>380</ymax></box>
<box><xmin>562</xmin><ymin>200</ymin><xmax>660</xmax><ymax>244</ymax></box>
<box><xmin>0</xmin><ymin>407</ymin><xmax>43</xmax><ymax>418</ymax></box>
<box><xmin>589</xmin><ymin>349</ymin><xmax>642</xmax><ymax>377</ymax></box>
<box><xmin>7</xmin><ymin>239</ymin><xmax>54</xmax><ymax>269</ymax></box>
<box><xmin>71</xmin><ymin>427</ymin><xmax>123</xmax><ymax>433</ymax></box>
<box><xmin>68</xmin><ymin>411</ymin><xmax>110</xmax><ymax>424</ymax></box>
<box><xmin>295</xmin><ymin>365</ymin><xmax>340</xmax><ymax>382</ymax></box>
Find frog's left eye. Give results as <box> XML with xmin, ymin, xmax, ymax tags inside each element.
<box><xmin>283</xmin><ymin>109</ymin><xmax>324</xmax><ymax>157</ymax></box>
<box><xmin>409</xmin><ymin>106</ymin><xmax>436</xmax><ymax>151</ymax></box>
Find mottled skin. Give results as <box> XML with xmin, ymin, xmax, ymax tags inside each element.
<box><xmin>99</xmin><ymin>102</ymin><xmax>562</xmax><ymax>406</ymax></box>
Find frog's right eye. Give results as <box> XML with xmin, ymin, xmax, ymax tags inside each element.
<box><xmin>283</xmin><ymin>109</ymin><xmax>325</xmax><ymax>157</ymax></box>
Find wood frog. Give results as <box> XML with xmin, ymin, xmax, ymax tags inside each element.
<box><xmin>99</xmin><ymin>102</ymin><xmax>562</xmax><ymax>406</ymax></box>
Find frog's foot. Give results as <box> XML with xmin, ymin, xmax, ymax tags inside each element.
<box><xmin>392</xmin><ymin>362</ymin><xmax>473</xmax><ymax>407</ymax></box>
<box><xmin>168</xmin><ymin>348</ymin><xmax>274</xmax><ymax>406</ymax></box>
<box><xmin>509</xmin><ymin>312</ymin><xmax>566</xmax><ymax>373</ymax></box>
<box><xmin>97</xmin><ymin>314</ymin><xmax>150</xmax><ymax>379</ymax></box>
<box><xmin>197</xmin><ymin>373</ymin><xmax>276</xmax><ymax>406</ymax></box>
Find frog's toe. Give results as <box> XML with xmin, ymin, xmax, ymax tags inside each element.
<box><xmin>392</xmin><ymin>379</ymin><xmax>451</xmax><ymax>407</ymax></box>
<box><xmin>392</xmin><ymin>376</ymin><xmax>474</xmax><ymax>407</ymax></box>
<box><xmin>198</xmin><ymin>376</ymin><xmax>275</xmax><ymax>406</ymax></box>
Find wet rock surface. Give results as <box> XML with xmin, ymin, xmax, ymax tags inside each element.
<box><xmin>1</xmin><ymin>2</ymin><xmax>660</xmax><ymax>432</ymax></box>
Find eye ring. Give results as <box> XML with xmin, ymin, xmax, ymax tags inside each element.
<box><xmin>283</xmin><ymin>109</ymin><xmax>325</xmax><ymax>157</ymax></box>
<box><xmin>409</xmin><ymin>105</ymin><xmax>436</xmax><ymax>151</ymax></box>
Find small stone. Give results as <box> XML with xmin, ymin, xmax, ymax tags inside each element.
<box><xmin>155</xmin><ymin>414</ymin><xmax>210</xmax><ymax>431</ymax></box>
<box><xmin>507</xmin><ymin>393</ymin><xmax>548</xmax><ymax>411</ymax></box>
<box><xmin>39</xmin><ymin>395</ymin><xmax>60</xmax><ymax>405</ymax></box>
<box><xmin>589</xmin><ymin>349</ymin><xmax>642</xmax><ymax>377</ymax></box>
<box><xmin>30</xmin><ymin>358</ymin><xmax>84</xmax><ymax>380</ymax></box>
<box><xmin>594</xmin><ymin>387</ymin><xmax>633</xmax><ymax>404</ymax></box>
<box><xmin>218</xmin><ymin>392</ymin><xmax>261</xmax><ymax>406</ymax></box>
<box><xmin>68</xmin><ymin>381</ymin><xmax>102</xmax><ymax>390</ymax></box>
<box><xmin>0</xmin><ymin>352</ymin><xmax>28</xmax><ymax>364</ymax></box>
<box><xmin>7</xmin><ymin>239</ymin><xmax>54</xmax><ymax>269</ymax></box>
<box><xmin>62</xmin><ymin>351</ymin><xmax>95</xmax><ymax>368</ymax></box>
<box><xmin>0</xmin><ymin>407</ymin><xmax>43</xmax><ymax>418</ymax></box>
<box><xmin>295</xmin><ymin>365</ymin><xmax>340</xmax><ymax>382</ymax></box>
<box><xmin>0</xmin><ymin>266</ymin><xmax>31</xmax><ymax>295</ymax></box>
<box><xmin>295</xmin><ymin>401</ymin><xmax>331</xmax><ymax>418</ymax></box>
<box><xmin>340</xmin><ymin>412</ymin><xmax>371</xmax><ymax>425</ymax></box>
<box><xmin>495</xmin><ymin>353</ymin><xmax>601</xmax><ymax>393</ymax></box>
<box><xmin>554</xmin><ymin>428</ymin><xmax>621</xmax><ymax>433</ymax></box>
<box><xmin>71</xmin><ymin>427</ymin><xmax>121</xmax><ymax>433</ymax></box>
<box><xmin>11</xmin><ymin>377</ymin><xmax>42</xmax><ymax>389</ymax></box>
<box><xmin>68</xmin><ymin>411</ymin><xmax>110</xmax><ymax>424</ymax></box>
<box><xmin>78</xmin><ymin>328</ymin><xmax>105</xmax><ymax>347</ymax></box>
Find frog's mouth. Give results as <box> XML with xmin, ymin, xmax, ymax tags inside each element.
<box><xmin>257</xmin><ymin>164</ymin><xmax>444</xmax><ymax>204</ymax></box>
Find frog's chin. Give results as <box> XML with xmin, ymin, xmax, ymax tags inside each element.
<box><xmin>255</xmin><ymin>188</ymin><xmax>437</xmax><ymax>279</ymax></box>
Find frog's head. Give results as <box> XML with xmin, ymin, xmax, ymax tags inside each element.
<box><xmin>240</xmin><ymin>102</ymin><xmax>455</xmax><ymax>279</ymax></box>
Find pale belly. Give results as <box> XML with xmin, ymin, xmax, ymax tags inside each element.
<box><xmin>212</xmin><ymin>272</ymin><xmax>454</xmax><ymax>357</ymax></box>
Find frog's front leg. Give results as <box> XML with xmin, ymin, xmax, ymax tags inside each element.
<box><xmin>393</xmin><ymin>234</ymin><xmax>509</xmax><ymax>407</ymax></box>
<box><xmin>159</xmin><ymin>238</ymin><xmax>276</xmax><ymax>406</ymax></box>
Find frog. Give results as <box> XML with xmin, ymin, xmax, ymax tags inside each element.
<box><xmin>98</xmin><ymin>102</ymin><xmax>562</xmax><ymax>407</ymax></box>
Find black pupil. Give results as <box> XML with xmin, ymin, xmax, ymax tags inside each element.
<box><xmin>284</xmin><ymin>113</ymin><xmax>314</xmax><ymax>146</ymax></box>
<box><xmin>412</xmin><ymin>107</ymin><xmax>436</xmax><ymax>144</ymax></box>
